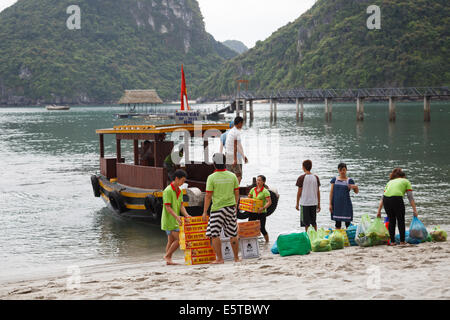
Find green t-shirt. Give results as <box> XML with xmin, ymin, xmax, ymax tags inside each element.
<box><xmin>249</xmin><ymin>187</ymin><xmax>271</xmax><ymax>213</ymax></box>
<box><xmin>161</xmin><ymin>183</ymin><xmax>183</xmax><ymax>231</ymax></box>
<box><xmin>384</xmin><ymin>178</ymin><xmax>413</xmax><ymax>197</ymax></box>
<box><xmin>206</xmin><ymin>170</ymin><xmax>240</xmax><ymax>212</ymax></box>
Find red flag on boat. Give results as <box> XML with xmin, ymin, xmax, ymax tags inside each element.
<box><xmin>180</xmin><ymin>65</ymin><xmax>190</xmax><ymax>111</ymax></box>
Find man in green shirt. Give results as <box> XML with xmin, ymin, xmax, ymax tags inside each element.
<box><xmin>202</xmin><ymin>153</ymin><xmax>241</xmax><ymax>264</ymax></box>
<box><xmin>161</xmin><ymin>169</ymin><xmax>191</xmax><ymax>265</ymax></box>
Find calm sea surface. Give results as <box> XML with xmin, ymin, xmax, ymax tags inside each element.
<box><xmin>1</xmin><ymin>101</ymin><xmax>449</xmax><ymax>280</ymax></box>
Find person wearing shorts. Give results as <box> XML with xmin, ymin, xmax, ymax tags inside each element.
<box><xmin>295</xmin><ymin>160</ymin><xmax>321</xmax><ymax>232</ymax></box>
<box><xmin>202</xmin><ymin>153</ymin><xmax>241</xmax><ymax>264</ymax></box>
<box><xmin>161</xmin><ymin>169</ymin><xmax>191</xmax><ymax>265</ymax></box>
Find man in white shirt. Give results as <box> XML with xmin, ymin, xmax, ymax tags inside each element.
<box><xmin>225</xmin><ymin>116</ymin><xmax>248</xmax><ymax>183</ymax></box>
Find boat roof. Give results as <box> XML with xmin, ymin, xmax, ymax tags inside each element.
<box><xmin>96</xmin><ymin>123</ymin><xmax>230</xmax><ymax>135</ymax></box>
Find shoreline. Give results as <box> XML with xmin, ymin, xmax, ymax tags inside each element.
<box><xmin>1</xmin><ymin>239</ymin><xmax>449</xmax><ymax>300</ymax></box>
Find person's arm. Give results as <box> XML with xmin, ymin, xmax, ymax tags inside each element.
<box><xmin>296</xmin><ymin>187</ymin><xmax>302</xmax><ymax>210</ymax></box>
<box><xmin>165</xmin><ymin>205</ymin><xmax>182</xmax><ymax>225</ymax></box>
<box><xmin>259</xmin><ymin>196</ymin><xmax>272</xmax><ymax>214</ymax></box>
<box><xmin>329</xmin><ymin>183</ymin><xmax>334</xmax><ymax>213</ymax></box>
<box><xmin>407</xmin><ymin>191</ymin><xmax>418</xmax><ymax>217</ymax></box>
<box><xmin>202</xmin><ymin>192</ymin><xmax>212</xmax><ymax>221</ymax></box>
<box><xmin>180</xmin><ymin>204</ymin><xmax>191</xmax><ymax>218</ymax></box>
<box><xmin>234</xmin><ymin>188</ymin><xmax>240</xmax><ymax>213</ymax></box>
<box><xmin>376</xmin><ymin>196</ymin><xmax>384</xmax><ymax>218</ymax></box>
<box><xmin>317</xmin><ymin>188</ymin><xmax>321</xmax><ymax>213</ymax></box>
<box><xmin>233</xmin><ymin>140</ymin><xmax>238</xmax><ymax>165</ymax></box>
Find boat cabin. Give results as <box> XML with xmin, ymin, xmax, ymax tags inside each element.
<box><xmin>95</xmin><ymin>124</ymin><xmax>230</xmax><ymax>192</ymax></box>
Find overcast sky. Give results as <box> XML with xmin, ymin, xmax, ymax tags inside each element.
<box><xmin>0</xmin><ymin>0</ymin><xmax>316</xmax><ymax>48</ymax></box>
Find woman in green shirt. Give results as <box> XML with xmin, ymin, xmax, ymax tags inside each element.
<box><xmin>248</xmin><ymin>175</ymin><xmax>272</xmax><ymax>243</ymax></box>
<box><xmin>377</xmin><ymin>168</ymin><xmax>419</xmax><ymax>245</ymax></box>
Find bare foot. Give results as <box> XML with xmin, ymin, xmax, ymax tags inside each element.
<box><xmin>164</xmin><ymin>256</ymin><xmax>178</xmax><ymax>265</ymax></box>
<box><xmin>234</xmin><ymin>258</ymin><xmax>242</xmax><ymax>263</ymax></box>
<box><xmin>211</xmin><ymin>260</ymin><xmax>224</xmax><ymax>264</ymax></box>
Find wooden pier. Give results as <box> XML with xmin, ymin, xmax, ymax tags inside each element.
<box><xmin>216</xmin><ymin>87</ymin><xmax>450</xmax><ymax>123</ymax></box>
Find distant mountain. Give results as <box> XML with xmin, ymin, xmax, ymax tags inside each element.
<box><xmin>0</xmin><ymin>0</ymin><xmax>237</xmax><ymax>105</ymax></box>
<box><xmin>222</xmin><ymin>40</ymin><xmax>248</xmax><ymax>55</ymax></box>
<box><xmin>194</xmin><ymin>0</ymin><xmax>450</xmax><ymax>99</ymax></box>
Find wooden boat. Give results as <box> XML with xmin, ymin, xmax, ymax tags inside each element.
<box><xmin>90</xmin><ymin>123</ymin><xmax>279</xmax><ymax>223</ymax></box>
<box><xmin>46</xmin><ymin>105</ymin><xmax>70</xmax><ymax>110</ymax></box>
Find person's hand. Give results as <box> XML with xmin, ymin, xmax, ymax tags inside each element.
<box><xmin>295</xmin><ymin>204</ymin><xmax>299</xmax><ymax>211</ymax></box>
<box><xmin>176</xmin><ymin>216</ymin><xmax>182</xmax><ymax>225</ymax></box>
<box><xmin>233</xmin><ymin>159</ymin><xmax>237</xmax><ymax>166</ymax></box>
<box><xmin>258</xmin><ymin>207</ymin><xmax>263</xmax><ymax>214</ymax></box>
<box><xmin>202</xmin><ymin>212</ymin><xmax>208</xmax><ymax>222</ymax></box>
<box><xmin>317</xmin><ymin>204</ymin><xmax>321</xmax><ymax>213</ymax></box>
<box><xmin>413</xmin><ymin>210</ymin><xmax>418</xmax><ymax>217</ymax></box>
<box><xmin>244</xmin><ymin>156</ymin><xmax>248</xmax><ymax>164</ymax></box>
<box><xmin>329</xmin><ymin>205</ymin><xmax>333</xmax><ymax>213</ymax></box>
<box><xmin>377</xmin><ymin>212</ymin><xmax>382</xmax><ymax>219</ymax></box>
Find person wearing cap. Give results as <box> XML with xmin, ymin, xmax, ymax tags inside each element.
<box><xmin>202</xmin><ymin>153</ymin><xmax>241</xmax><ymax>264</ymax></box>
<box><xmin>329</xmin><ymin>163</ymin><xmax>359</xmax><ymax>229</ymax></box>
<box><xmin>224</xmin><ymin>116</ymin><xmax>248</xmax><ymax>184</ymax></box>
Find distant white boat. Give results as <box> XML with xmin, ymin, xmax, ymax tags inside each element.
<box><xmin>46</xmin><ymin>105</ymin><xmax>70</xmax><ymax>110</ymax></box>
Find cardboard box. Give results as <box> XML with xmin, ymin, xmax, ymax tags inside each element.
<box><xmin>239</xmin><ymin>198</ymin><xmax>264</xmax><ymax>213</ymax></box>
<box><xmin>185</xmin><ymin>254</ymin><xmax>216</xmax><ymax>265</ymax></box>
<box><xmin>179</xmin><ymin>231</ymin><xmax>209</xmax><ymax>243</ymax></box>
<box><xmin>180</xmin><ymin>223</ymin><xmax>208</xmax><ymax>234</ymax></box>
<box><xmin>238</xmin><ymin>221</ymin><xmax>261</xmax><ymax>238</ymax></box>
<box><xmin>180</xmin><ymin>239</ymin><xmax>211</xmax><ymax>250</ymax></box>
<box><xmin>184</xmin><ymin>248</ymin><xmax>215</xmax><ymax>260</ymax></box>
<box><xmin>182</xmin><ymin>216</ymin><xmax>208</xmax><ymax>225</ymax></box>
<box><xmin>240</xmin><ymin>237</ymin><xmax>260</xmax><ymax>259</ymax></box>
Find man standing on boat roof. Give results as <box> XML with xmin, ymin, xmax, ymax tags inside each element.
<box><xmin>224</xmin><ymin>117</ymin><xmax>248</xmax><ymax>184</ymax></box>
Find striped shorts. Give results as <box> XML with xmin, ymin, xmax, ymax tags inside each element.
<box><xmin>206</xmin><ymin>206</ymin><xmax>238</xmax><ymax>238</ymax></box>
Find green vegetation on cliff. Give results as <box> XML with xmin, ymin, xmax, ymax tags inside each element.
<box><xmin>0</xmin><ymin>0</ymin><xmax>236</xmax><ymax>104</ymax></box>
<box><xmin>194</xmin><ymin>0</ymin><xmax>450</xmax><ymax>99</ymax></box>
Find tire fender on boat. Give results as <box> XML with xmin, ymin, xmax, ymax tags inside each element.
<box><xmin>145</xmin><ymin>194</ymin><xmax>162</xmax><ymax>219</ymax></box>
<box><xmin>90</xmin><ymin>175</ymin><xmax>101</xmax><ymax>197</ymax></box>
<box><xmin>109</xmin><ymin>191</ymin><xmax>127</xmax><ymax>213</ymax></box>
<box><xmin>266</xmin><ymin>187</ymin><xmax>279</xmax><ymax>217</ymax></box>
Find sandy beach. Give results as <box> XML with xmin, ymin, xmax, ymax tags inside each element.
<box><xmin>1</xmin><ymin>234</ymin><xmax>449</xmax><ymax>300</ymax></box>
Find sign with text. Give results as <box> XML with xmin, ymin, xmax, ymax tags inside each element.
<box><xmin>175</xmin><ymin>110</ymin><xmax>201</xmax><ymax>124</ymax></box>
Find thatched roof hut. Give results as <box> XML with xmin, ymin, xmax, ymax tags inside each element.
<box><xmin>118</xmin><ymin>90</ymin><xmax>163</xmax><ymax>105</ymax></box>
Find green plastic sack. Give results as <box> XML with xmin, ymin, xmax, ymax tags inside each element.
<box><xmin>366</xmin><ymin>217</ymin><xmax>390</xmax><ymax>246</ymax></box>
<box><xmin>430</xmin><ymin>226</ymin><xmax>447</xmax><ymax>242</ymax></box>
<box><xmin>308</xmin><ymin>228</ymin><xmax>331</xmax><ymax>252</ymax></box>
<box><xmin>277</xmin><ymin>232</ymin><xmax>311</xmax><ymax>256</ymax></box>
<box><xmin>330</xmin><ymin>230</ymin><xmax>344</xmax><ymax>250</ymax></box>
<box><xmin>355</xmin><ymin>214</ymin><xmax>373</xmax><ymax>247</ymax></box>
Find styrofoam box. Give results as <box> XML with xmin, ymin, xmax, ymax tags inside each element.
<box><xmin>240</xmin><ymin>237</ymin><xmax>260</xmax><ymax>259</ymax></box>
<box><xmin>221</xmin><ymin>238</ymin><xmax>235</xmax><ymax>261</ymax></box>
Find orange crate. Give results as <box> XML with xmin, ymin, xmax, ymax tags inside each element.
<box><xmin>185</xmin><ymin>254</ymin><xmax>216</xmax><ymax>265</ymax></box>
<box><xmin>180</xmin><ymin>223</ymin><xmax>208</xmax><ymax>234</ymax></box>
<box><xmin>180</xmin><ymin>239</ymin><xmax>211</xmax><ymax>250</ymax></box>
<box><xmin>184</xmin><ymin>248</ymin><xmax>215</xmax><ymax>260</ymax></box>
<box><xmin>239</xmin><ymin>198</ymin><xmax>264</xmax><ymax>213</ymax></box>
<box><xmin>182</xmin><ymin>216</ymin><xmax>209</xmax><ymax>226</ymax></box>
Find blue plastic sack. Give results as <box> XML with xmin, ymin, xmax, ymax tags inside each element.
<box><xmin>395</xmin><ymin>231</ymin><xmax>425</xmax><ymax>245</ymax></box>
<box><xmin>271</xmin><ymin>240</ymin><xmax>279</xmax><ymax>254</ymax></box>
<box><xmin>409</xmin><ymin>216</ymin><xmax>428</xmax><ymax>242</ymax></box>
<box><xmin>346</xmin><ymin>225</ymin><xmax>358</xmax><ymax>246</ymax></box>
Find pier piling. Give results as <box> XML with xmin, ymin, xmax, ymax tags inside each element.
<box><xmin>249</xmin><ymin>100</ymin><xmax>254</xmax><ymax>122</ymax></box>
<box><xmin>325</xmin><ymin>98</ymin><xmax>332</xmax><ymax>121</ymax></box>
<box><xmin>270</xmin><ymin>99</ymin><xmax>273</xmax><ymax>123</ymax></box>
<box><xmin>424</xmin><ymin>96</ymin><xmax>431</xmax><ymax>122</ymax></box>
<box><xmin>273</xmin><ymin>99</ymin><xmax>277</xmax><ymax>123</ymax></box>
<box><xmin>389</xmin><ymin>97</ymin><xmax>396</xmax><ymax>122</ymax></box>
<box><xmin>243</xmin><ymin>100</ymin><xmax>247</xmax><ymax>122</ymax></box>
<box><xmin>357</xmin><ymin>97</ymin><xmax>365</xmax><ymax>121</ymax></box>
